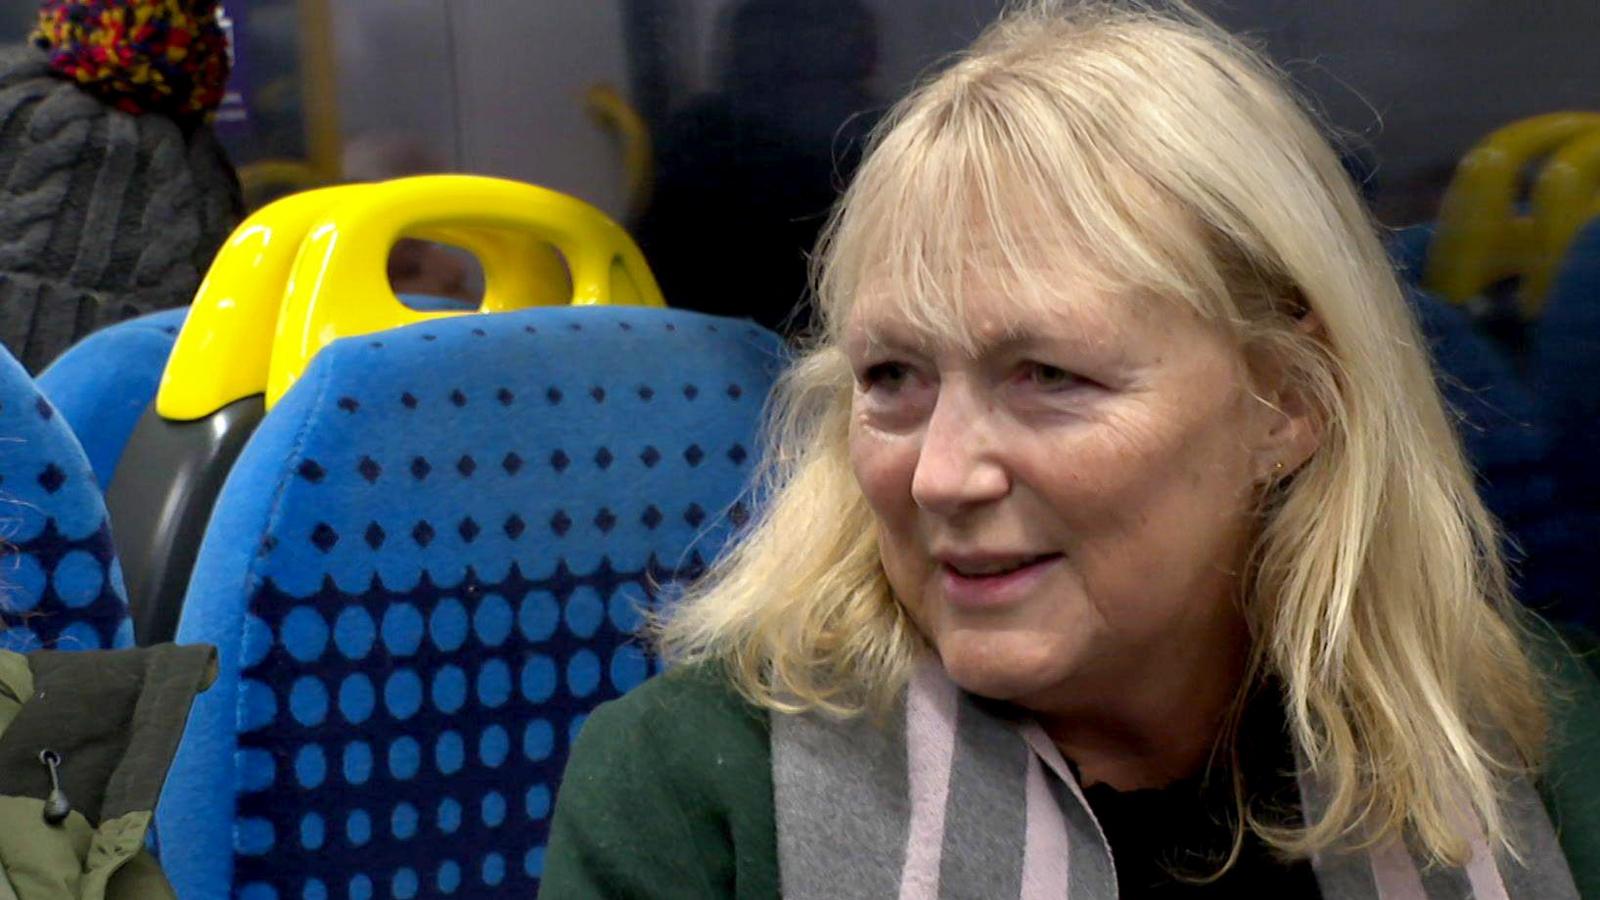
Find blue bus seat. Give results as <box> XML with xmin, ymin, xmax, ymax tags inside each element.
<box><xmin>37</xmin><ymin>307</ymin><xmax>188</xmax><ymax>489</ymax></box>
<box><xmin>1387</xmin><ymin>222</ymin><xmax>1435</xmax><ymax>286</ymax></box>
<box><xmin>1405</xmin><ymin>286</ymin><xmax>1592</xmax><ymax>618</ymax></box>
<box><xmin>36</xmin><ymin>299</ymin><xmax>463</xmax><ymax>492</ymax></box>
<box><xmin>37</xmin><ymin>297</ymin><xmax>468</xmax><ymax>646</ymax></box>
<box><xmin>1534</xmin><ymin>216</ymin><xmax>1600</xmax><ymax>483</ymax></box>
<box><xmin>0</xmin><ymin>343</ymin><xmax>134</xmax><ymax>651</ymax></box>
<box><xmin>157</xmin><ymin>306</ymin><xmax>784</xmax><ymax>899</ymax></box>
<box><xmin>1530</xmin><ymin>216</ymin><xmax>1600</xmax><ymax>614</ymax></box>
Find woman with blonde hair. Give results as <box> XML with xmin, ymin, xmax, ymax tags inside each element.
<box><xmin>542</xmin><ymin>2</ymin><xmax>1600</xmax><ymax>897</ymax></box>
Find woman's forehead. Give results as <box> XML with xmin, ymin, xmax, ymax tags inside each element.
<box><xmin>845</xmin><ymin>267</ymin><xmax>1152</xmax><ymax>356</ymax></box>
<box><xmin>821</xmin><ymin>103</ymin><xmax>1229</xmax><ymax>348</ymax></box>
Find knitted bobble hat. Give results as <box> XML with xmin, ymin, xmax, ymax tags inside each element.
<box><xmin>0</xmin><ymin>0</ymin><xmax>240</xmax><ymax>372</ymax></box>
<box><xmin>34</xmin><ymin>0</ymin><xmax>231</xmax><ymax>122</ymax></box>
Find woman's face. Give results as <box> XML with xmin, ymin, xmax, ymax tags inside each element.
<box><xmin>846</xmin><ymin>270</ymin><xmax>1285</xmax><ymax>714</ymax></box>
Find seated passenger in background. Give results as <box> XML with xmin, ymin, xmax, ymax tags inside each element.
<box><xmin>0</xmin><ymin>0</ymin><xmax>241</xmax><ymax>373</ymax></box>
<box><xmin>632</xmin><ymin>0</ymin><xmax>882</xmax><ymax>335</ymax></box>
<box><xmin>543</xmin><ymin>2</ymin><xmax>1600</xmax><ymax>897</ymax></box>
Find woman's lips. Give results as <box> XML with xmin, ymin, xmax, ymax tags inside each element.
<box><xmin>939</xmin><ymin>554</ymin><xmax>1063</xmax><ymax>609</ymax></box>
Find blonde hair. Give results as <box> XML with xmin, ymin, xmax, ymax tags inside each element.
<box><xmin>658</xmin><ymin>0</ymin><xmax>1548</xmax><ymax>869</ymax></box>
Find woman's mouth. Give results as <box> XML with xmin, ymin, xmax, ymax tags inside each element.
<box><xmin>938</xmin><ymin>553</ymin><xmax>1063</xmax><ymax>609</ymax></box>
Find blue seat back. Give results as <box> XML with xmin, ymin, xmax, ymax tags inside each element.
<box><xmin>1387</xmin><ymin>222</ymin><xmax>1436</xmax><ymax>286</ymax></box>
<box><xmin>158</xmin><ymin>306</ymin><xmax>783</xmax><ymax>898</ymax></box>
<box><xmin>1408</xmin><ymin>289</ymin><xmax>1552</xmax><ymax>520</ymax></box>
<box><xmin>38</xmin><ymin>302</ymin><xmax>460</xmax><ymax>490</ymax></box>
<box><xmin>1383</xmin><ymin>203</ymin><xmax>1600</xmax><ymax>617</ymax></box>
<box><xmin>1530</xmin><ymin>217</ymin><xmax>1600</xmax><ymax>616</ymax></box>
<box><xmin>37</xmin><ymin>308</ymin><xmax>187</xmax><ymax>489</ymax></box>
<box><xmin>1534</xmin><ymin>217</ymin><xmax>1600</xmax><ymax>486</ymax></box>
<box><xmin>0</xmin><ymin>344</ymin><xmax>133</xmax><ymax>651</ymax></box>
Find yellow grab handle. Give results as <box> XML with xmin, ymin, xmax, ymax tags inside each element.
<box><xmin>585</xmin><ymin>84</ymin><xmax>655</xmax><ymax>221</ymax></box>
<box><xmin>1525</xmin><ymin>129</ymin><xmax>1600</xmax><ymax>311</ymax></box>
<box><xmin>156</xmin><ymin>184</ymin><xmax>371</xmax><ymax>421</ymax></box>
<box><xmin>266</xmin><ymin>174</ymin><xmax>665</xmax><ymax>408</ymax></box>
<box><xmin>1425</xmin><ymin>112</ymin><xmax>1600</xmax><ymax>309</ymax></box>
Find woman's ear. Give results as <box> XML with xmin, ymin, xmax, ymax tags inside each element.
<box><xmin>1250</xmin><ymin>313</ymin><xmax>1324</xmax><ymax>483</ymax></box>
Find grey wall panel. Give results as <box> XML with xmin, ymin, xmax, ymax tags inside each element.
<box><xmin>331</xmin><ymin>0</ymin><xmax>461</xmax><ymax>176</ymax></box>
<box><xmin>447</xmin><ymin>0</ymin><xmax>633</xmax><ymax>218</ymax></box>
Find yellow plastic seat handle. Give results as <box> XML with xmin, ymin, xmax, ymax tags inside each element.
<box><xmin>1425</xmin><ymin>112</ymin><xmax>1600</xmax><ymax>310</ymax></box>
<box><xmin>1526</xmin><ymin>129</ymin><xmax>1600</xmax><ymax>312</ymax></box>
<box><xmin>156</xmin><ymin>184</ymin><xmax>371</xmax><ymax>422</ymax></box>
<box><xmin>585</xmin><ymin>83</ymin><xmax>655</xmax><ymax>221</ymax></box>
<box><xmin>265</xmin><ymin>174</ymin><xmax>667</xmax><ymax>409</ymax></box>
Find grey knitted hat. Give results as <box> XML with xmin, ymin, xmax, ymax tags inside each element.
<box><xmin>0</xmin><ymin>45</ymin><xmax>241</xmax><ymax>372</ymax></box>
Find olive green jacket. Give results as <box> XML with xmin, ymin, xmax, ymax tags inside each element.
<box><xmin>0</xmin><ymin>645</ymin><xmax>215</xmax><ymax>900</ymax></box>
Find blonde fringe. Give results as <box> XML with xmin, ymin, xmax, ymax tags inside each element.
<box><xmin>657</xmin><ymin>0</ymin><xmax>1549</xmax><ymax>872</ymax></box>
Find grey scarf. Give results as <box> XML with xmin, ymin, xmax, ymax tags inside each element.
<box><xmin>772</xmin><ymin>660</ymin><xmax>1576</xmax><ymax>899</ymax></box>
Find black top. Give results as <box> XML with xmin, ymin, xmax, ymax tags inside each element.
<box><xmin>1076</xmin><ymin>689</ymin><xmax>1323</xmax><ymax>898</ymax></box>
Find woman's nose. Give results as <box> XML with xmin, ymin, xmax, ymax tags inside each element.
<box><xmin>909</xmin><ymin>386</ymin><xmax>1010</xmax><ymax>515</ymax></box>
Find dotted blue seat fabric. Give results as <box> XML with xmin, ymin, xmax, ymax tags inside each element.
<box><xmin>37</xmin><ymin>307</ymin><xmax>187</xmax><ymax>489</ymax></box>
<box><xmin>0</xmin><ymin>342</ymin><xmax>134</xmax><ymax>651</ymax></box>
<box><xmin>37</xmin><ymin>303</ymin><xmax>450</xmax><ymax>490</ymax></box>
<box><xmin>157</xmin><ymin>306</ymin><xmax>784</xmax><ymax>899</ymax></box>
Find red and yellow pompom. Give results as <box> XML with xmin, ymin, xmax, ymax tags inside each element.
<box><xmin>33</xmin><ymin>0</ymin><xmax>230</xmax><ymax>120</ymax></box>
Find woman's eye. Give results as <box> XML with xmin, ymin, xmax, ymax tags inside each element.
<box><xmin>860</xmin><ymin>361</ymin><xmax>912</xmax><ymax>391</ymax></box>
<box><xmin>1025</xmin><ymin>363</ymin><xmax>1081</xmax><ymax>391</ymax></box>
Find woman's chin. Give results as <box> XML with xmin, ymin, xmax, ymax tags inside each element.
<box><xmin>933</xmin><ymin>628</ymin><xmax>1087</xmax><ymax>703</ymax></box>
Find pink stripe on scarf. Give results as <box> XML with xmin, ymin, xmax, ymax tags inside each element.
<box><xmin>898</xmin><ymin>661</ymin><xmax>961</xmax><ymax>900</ymax></box>
<box><xmin>1020</xmin><ymin>723</ymin><xmax>1114</xmax><ymax>870</ymax></box>
<box><xmin>1368</xmin><ymin>835</ymin><xmax>1427</xmax><ymax>900</ymax></box>
<box><xmin>1020</xmin><ymin>752</ymin><xmax>1073</xmax><ymax>899</ymax></box>
<box><xmin>1373</xmin><ymin>798</ymin><xmax>1509</xmax><ymax>900</ymax></box>
<box><xmin>1460</xmin><ymin>807</ymin><xmax>1510</xmax><ymax>900</ymax></box>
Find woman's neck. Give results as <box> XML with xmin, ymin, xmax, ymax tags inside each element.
<box><xmin>1033</xmin><ymin>611</ymin><xmax>1251</xmax><ymax>792</ymax></box>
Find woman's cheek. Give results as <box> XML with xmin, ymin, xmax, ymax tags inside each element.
<box><xmin>850</xmin><ymin>424</ymin><xmax>918</xmax><ymax>508</ymax></box>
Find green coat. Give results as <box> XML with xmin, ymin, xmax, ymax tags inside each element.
<box><xmin>542</xmin><ymin>636</ymin><xmax>1600</xmax><ymax>898</ymax></box>
<box><xmin>0</xmin><ymin>645</ymin><xmax>215</xmax><ymax>900</ymax></box>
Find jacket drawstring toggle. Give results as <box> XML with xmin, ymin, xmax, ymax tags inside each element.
<box><xmin>39</xmin><ymin>749</ymin><xmax>71</xmax><ymax>826</ymax></box>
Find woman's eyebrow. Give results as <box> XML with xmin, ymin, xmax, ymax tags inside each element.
<box><xmin>847</xmin><ymin>305</ymin><xmax>1135</xmax><ymax>361</ymax></box>
<box><xmin>969</xmin><ymin>326</ymin><xmax>1129</xmax><ymax>363</ymax></box>
<box><xmin>846</xmin><ymin>322</ymin><xmax>929</xmax><ymax>356</ymax></box>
